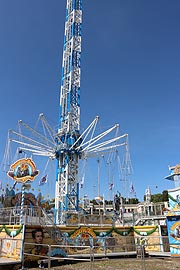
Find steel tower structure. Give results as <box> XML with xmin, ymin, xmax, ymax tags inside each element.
<box><xmin>55</xmin><ymin>0</ymin><xmax>82</xmax><ymax>224</ymax></box>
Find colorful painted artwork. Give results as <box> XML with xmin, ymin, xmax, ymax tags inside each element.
<box><xmin>134</xmin><ymin>226</ymin><xmax>160</xmax><ymax>252</ymax></box>
<box><xmin>0</xmin><ymin>223</ymin><xmax>167</xmax><ymax>267</ymax></box>
<box><xmin>166</xmin><ymin>187</ymin><xmax>180</xmax><ymax>256</ymax></box>
<box><xmin>24</xmin><ymin>226</ymin><xmax>66</xmax><ymax>268</ymax></box>
<box><xmin>168</xmin><ymin>187</ymin><xmax>180</xmax><ymax>211</ymax></box>
<box><xmin>166</xmin><ymin>215</ymin><xmax>180</xmax><ymax>256</ymax></box>
<box><xmin>0</xmin><ymin>225</ymin><xmax>24</xmax><ymax>260</ymax></box>
<box><xmin>7</xmin><ymin>158</ymin><xmax>39</xmax><ymax>183</ymax></box>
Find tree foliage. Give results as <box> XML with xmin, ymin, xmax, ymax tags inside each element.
<box><xmin>147</xmin><ymin>190</ymin><xmax>169</xmax><ymax>203</ymax></box>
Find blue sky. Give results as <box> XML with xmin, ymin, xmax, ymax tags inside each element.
<box><xmin>0</xmin><ymin>0</ymin><xmax>179</xmax><ymax>202</ymax></box>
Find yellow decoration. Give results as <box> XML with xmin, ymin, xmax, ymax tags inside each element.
<box><xmin>70</xmin><ymin>227</ymin><xmax>97</xmax><ymax>239</ymax></box>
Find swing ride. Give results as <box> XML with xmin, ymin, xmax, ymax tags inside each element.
<box><xmin>0</xmin><ymin>2</ymin><xmax>174</xmax><ymax>268</ymax></box>
<box><xmin>0</xmin><ymin>0</ymin><xmax>132</xmax><ymax>225</ymax></box>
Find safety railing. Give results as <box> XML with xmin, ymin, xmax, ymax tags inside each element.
<box><xmin>0</xmin><ymin>235</ymin><xmax>172</xmax><ymax>270</ymax></box>
<box><xmin>22</xmin><ymin>242</ymin><xmax>94</xmax><ymax>270</ymax></box>
<box><xmin>21</xmin><ymin>240</ymin><xmax>172</xmax><ymax>270</ymax></box>
<box><xmin>0</xmin><ymin>206</ymin><xmax>167</xmax><ymax>227</ymax></box>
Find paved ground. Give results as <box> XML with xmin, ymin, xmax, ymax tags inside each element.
<box><xmin>1</xmin><ymin>257</ymin><xmax>180</xmax><ymax>270</ymax></box>
<box><xmin>27</xmin><ymin>258</ymin><xmax>180</xmax><ymax>270</ymax></box>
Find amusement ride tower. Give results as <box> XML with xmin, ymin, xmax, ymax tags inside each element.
<box><xmin>54</xmin><ymin>0</ymin><xmax>131</xmax><ymax>224</ymax></box>
<box><xmin>55</xmin><ymin>0</ymin><xmax>82</xmax><ymax>224</ymax></box>
<box><xmin>4</xmin><ymin>0</ymin><xmax>131</xmax><ymax>225</ymax></box>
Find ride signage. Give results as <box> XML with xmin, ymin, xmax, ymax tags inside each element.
<box><xmin>7</xmin><ymin>158</ymin><xmax>39</xmax><ymax>183</ymax></box>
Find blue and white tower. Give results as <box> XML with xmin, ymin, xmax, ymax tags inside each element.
<box><xmin>55</xmin><ymin>0</ymin><xmax>82</xmax><ymax>224</ymax></box>
<box><xmin>5</xmin><ymin>0</ymin><xmax>131</xmax><ymax>225</ymax></box>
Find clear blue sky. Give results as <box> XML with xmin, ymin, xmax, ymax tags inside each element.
<box><xmin>0</xmin><ymin>0</ymin><xmax>179</xmax><ymax>202</ymax></box>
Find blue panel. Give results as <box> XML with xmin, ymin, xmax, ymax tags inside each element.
<box><xmin>167</xmin><ymin>215</ymin><xmax>180</xmax><ymax>256</ymax></box>
<box><xmin>56</xmin><ymin>160</ymin><xmax>59</xmax><ymax>181</ymax></box>
<box><xmin>77</xmin><ymin>88</ymin><xmax>80</xmax><ymax>106</ymax></box>
<box><xmin>65</xmin><ymin>8</ymin><xmax>68</xmax><ymax>20</ymax></box>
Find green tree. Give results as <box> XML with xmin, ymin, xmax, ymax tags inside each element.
<box><xmin>146</xmin><ymin>190</ymin><xmax>169</xmax><ymax>203</ymax></box>
<box><xmin>151</xmin><ymin>193</ymin><xmax>163</xmax><ymax>203</ymax></box>
<box><xmin>128</xmin><ymin>198</ymin><xmax>139</xmax><ymax>204</ymax></box>
<box><xmin>162</xmin><ymin>190</ymin><xmax>168</xmax><ymax>201</ymax></box>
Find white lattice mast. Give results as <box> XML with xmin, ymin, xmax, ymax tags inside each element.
<box><xmin>55</xmin><ymin>0</ymin><xmax>82</xmax><ymax>223</ymax></box>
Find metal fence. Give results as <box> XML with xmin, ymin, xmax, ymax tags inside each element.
<box><xmin>21</xmin><ymin>236</ymin><xmax>170</xmax><ymax>268</ymax></box>
<box><xmin>0</xmin><ymin>236</ymin><xmax>172</xmax><ymax>270</ymax></box>
<box><xmin>23</xmin><ymin>242</ymin><xmax>94</xmax><ymax>270</ymax></box>
<box><xmin>0</xmin><ymin>206</ymin><xmax>167</xmax><ymax>227</ymax></box>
